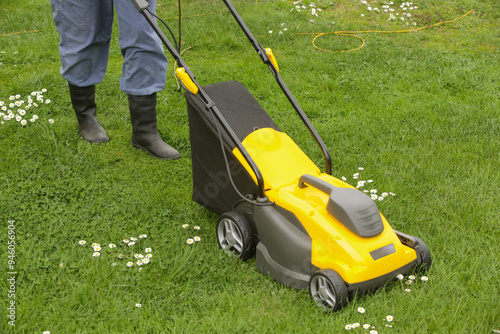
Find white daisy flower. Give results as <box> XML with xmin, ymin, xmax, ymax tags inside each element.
<box><xmin>92</xmin><ymin>243</ymin><xmax>100</xmax><ymax>247</ymax></box>
<box><xmin>92</xmin><ymin>252</ymin><xmax>100</xmax><ymax>257</ymax></box>
<box><xmin>42</xmin><ymin>88</ymin><xmax>47</xmax><ymax>92</ymax></box>
<box><xmin>118</xmin><ymin>254</ymin><xmax>124</xmax><ymax>259</ymax></box>
<box><xmin>370</xmin><ymin>331</ymin><xmax>378</xmax><ymax>334</ymax></box>
<box><xmin>126</xmin><ymin>262</ymin><xmax>134</xmax><ymax>267</ymax></box>
<box><xmin>194</xmin><ymin>226</ymin><xmax>200</xmax><ymax>230</ymax></box>
<box><xmin>186</xmin><ymin>238</ymin><xmax>194</xmax><ymax>245</ymax></box>
<box><xmin>79</xmin><ymin>240</ymin><xmax>86</xmax><ymax>245</ymax></box>
<box><xmin>386</xmin><ymin>315</ymin><xmax>394</xmax><ymax>322</ymax></box>
<box><xmin>397</xmin><ymin>274</ymin><xmax>404</xmax><ymax>280</ymax></box>
<box><xmin>135</xmin><ymin>303</ymin><xmax>141</xmax><ymax>308</ymax></box>
<box><xmin>405</xmin><ymin>288</ymin><xmax>411</xmax><ymax>292</ymax></box>
<box><xmin>182</xmin><ymin>224</ymin><xmax>189</xmax><ymax>228</ymax></box>
<box><xmin>59</xmin><ymin>263</ymin><xmax>64</xmax><ymax>268</ymax></box>
<box><xmin>142</xmin><ymin>258</ymin><xmax>149</xmax><ymax>264</ymax></box>
<box><xmin>128</xmin><ymin>241</ymin><xmax>135</xmax><ymax>246</ymax></box>
<box><xmin>409</xmin><ymin>275</ymin><xmax>416</xmax><ymax>280</ymax></box>
<box><xmin>139</xmin><ymin>234</ymin><xmax>147</xmax><ymax>239</ymax></box>
<box><xmin>45</xmin><ymin>99</ymin><xmax>51</xmax><ymax>104</ymax></box>
<box><xmin>194</xmin><ymin>236</ymin><xmax>201</xmax><ymax>242</ymax></box>
<box><xmin>109</xmin><ymin>243</ymin><xmax>116</xmax><ymax>248</ymax></box>
<box><xmin>358</xmin><ymin>307</ymin><xmax>366</xmax><ymax>314</ymax></box>
<box><xmin>49</xmin><ymin>119</ymin><xmax>54</xmax><ymax>124</ymax></box>
<box><xmin>93</xmin><ymin>245</ymin><xmax>101</xmax><ymax>251</ymax></box>
<box><xmin>111</xmin><ymin>263</ymin><xmax>117</xmax><ymax>267</ymax></box>
<box><xmin>123</xmin><ymin>239</ymin><xmax>129</xmax><ymax>244</ymax></box>
<box><xmin>352</xmin><ymin>323</ymin><xmax>360</xmax><ymax>329</ymax></box>
<box><xmin>421</xmin><ymin>276</ymin><xmax>429</xmax><ymax>281</ymax></box>
<box><xmin>130</xmin><ymin>237</ymin><xmax>137</xmax><ymax>241</ymax></box>
<box><xmin>33</xmin><ymin>115</ymin><xmax>38</xmax><ymax>119</ymax></box>
<box><xmin>345</xmin><ymin>324</ymin><xmax>352</xmax><ymax>330</ymax></box>
<box><xmin>371</xmin><ymin>194</ymin><xmax>378</xmax><ymax>200</ymax></box>
<box><xmin>145</xmin><ymin>248</ymin><xmax>152</xmax><ymax>253</ymax></box>
<box><xmin>145</xmin><ymin>254</ymin><xmax>152</xmax><ymax>259</ymax></box>
<box><xmin>363</xmin><ymin>324</ymin><xmax>371</xmax><ymax>329</ymax></box>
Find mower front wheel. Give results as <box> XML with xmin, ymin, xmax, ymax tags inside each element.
<box><xmin>216</xmin><ymin>211</ymin><xmax>256</xmax><ymax>261</ymax></box>
<box><xmin>309</xmin><ymin>269</ymin><xmax>348</xmax><ymax>312</ymax></box>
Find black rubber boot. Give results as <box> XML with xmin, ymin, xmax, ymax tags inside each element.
<box><xmin>128</xmin><ymin>93</ymin><xmax>180</xmax><ymax>160</ymax></box>
<box><xmin>68</xmin><ymin>83</ymin><xmax>109</xmax><ymax>144</ymax></box>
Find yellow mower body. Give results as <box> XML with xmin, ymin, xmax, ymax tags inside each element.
<box><xmin>233</xmin><ymin>128</ymin><xmax>417</xmax><ymax>286</ymax></box>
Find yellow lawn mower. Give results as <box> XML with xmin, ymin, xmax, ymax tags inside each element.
<box><xmin>132</xmin><ymin>0</ymin><xmax>431</xmax><ymax>312</ymax></box>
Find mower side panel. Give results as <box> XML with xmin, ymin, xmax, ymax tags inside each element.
<box><xmin>252</xmin><ymin>204</ymin><xmax>316</xmax><ymax>290</ymax></box>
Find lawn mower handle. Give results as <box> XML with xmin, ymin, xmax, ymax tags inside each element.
<box><xmin>221</xmin><ymin>0</ymin><xmax>333</xmax><ymax>176</ymax></box>
<box><xmin>130</xmin><ymin>0</ymin><xmax>268</xmax><ymax>200</ymax></box>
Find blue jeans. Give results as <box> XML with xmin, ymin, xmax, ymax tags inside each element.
<box><xmin>50</xmin><ymin>0</ymin><xmax>168</xmax><ymax>95</ymax></box>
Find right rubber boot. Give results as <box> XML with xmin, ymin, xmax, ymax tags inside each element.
<box><xmin>68</xmin><ymin>83</ymin><xmax>109</xmax><ymax>144</ymax></box>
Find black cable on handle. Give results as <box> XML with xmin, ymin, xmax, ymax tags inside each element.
<box><xmin>130</xmin><ymin>0</ymin><xmax>268</xmax><ymax>200</ymax></box>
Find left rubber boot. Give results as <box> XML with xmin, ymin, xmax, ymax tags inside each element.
<box><xmin>128</xmin><ymin>93</ymin><xmax>180</xmax><ymax>160</ymax></box>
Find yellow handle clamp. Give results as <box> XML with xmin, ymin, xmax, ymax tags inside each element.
<box><xmin>175</xmin><ymin>67</ymin><xmax>199</xmax><ymax>94</ymax></box>
<box><xmin>265</xmin><ymin>48</ymin><xmax>279</xmax><ymax>72</ymax></box>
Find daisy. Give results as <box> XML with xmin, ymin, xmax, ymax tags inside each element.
<box><xmin>128</xmin><ymin>241</ymin><xmax>135</xmax><ymax>246</ymax></box>
<box><xmin>371</xmin><ymin>194</ymin><xmax>378</xmax><ymax>200</ymax></box>
<box><xmin>370</xmin><ymin>331</ymin><xmax>378</xmax><ymax>334</ymax></box>
<box><xmin>357</xmin><ymin>307</ymin><xmax>366</xmax><ymax>314</ymax></box>
<box><xmin>345</xmin><ymin>324</ymin><xmax>352</xmax><ymax>330</ymax></box>
<box><xmin>111</xmin><ymin>263</ymin><xmax>117</xmax><ymax>267</ymax></box>
<box><xmin>352</xmin><ymin>323</ymin><xmax>360</xmax><ymax>329</ymax></box>
<box><xmin>118</xmin><ymin>254</ymin><xmax>124</xmax><ymax>259</ymax></box>
<box><xmin>139</xmin><ymin>234</ymin><xmax>147</xmax><ymax>239</ymax></box>
<box><xmin>92</xmin><ymin>243</ymin><xmax>100</xmax><ymax>247</ymax></box>
<box><xmin>405</xmin><ymin>288</ymin><xmax>411</xmax><ymax>292</ymax></box>
<box><xmin>363</xmin><ymin>324</ymin><xmax>371</xmax><ymax>329</ymax></box>
<box><xmin>109</xmin><ymin>243</ymin><xmax>116</xmax><ymax>248</ymax></box>
<box><xmin>49</xmin><ymin>119</ymin><xmax>54</xmax><ymax>124</ymax></box>
<box><xmin>194</xmin><ymin>236</ymin><xmax>201</xmax><ymax>242</ymax></box>
<box><xmin>142</xmin><ymin>258</ymin><xmax>149</xmax><ymax>264</ymax></box>
<box><xmin>123</xmin><ymin>239</ymin><xmax>129</xmax><ymax>244</ymax></box>
<box><xmin>186</xmin><ymin>238</ymin><xmax>194</xmax><ymax>245</ymax></box>
<box><xmin>130</xmin><ymin>237</ymin><xmax>137</xmax><ymax>241</ymax></box>
<box><xmin>137</xmin><ymin>260</ymin><xmax>143</xmax><ymax>266</ymax></box>
<box><xmin>32</xmin><ymin>115</ymin><xmax>38</xmax><ymax>119</ymax></box>
<box><xmin>59</xmin><ymin>263</ymin><xmax>64</xmax><ymax>268</ymax></box>
<box><xmin>409</xmin><ymin>275</ymin><xmax>416</xmax><ymax>280</ymax></box>
<box><xmin>406</xmin><ymin>280</ymin><xmax>413</xmax><ymax>285</ymax></box>
<box><xmin>194</xmin><ymin>226</ymin><xmax>200</xmax><ymax>230</ymax></box>
<box><xmin>126</xmin><ymin>262</ymin><xmax>134</xmax><ymax>267</ymax></box>
<box><xmin>79</xmin><ymin>240</ymin><xmax>86</xmax><ymax>245</ymax></box>
<box><xmin>145</xmin><ymin>248</ymin><xmax>152</xmax><ymax>253</ymax></box>
<box><xmin>135</xmin><ymin>303</ymin><xmax>141</xmax><ymax>308</ymax></box>
<box><xmin>182</xmin><ymin>224</ymin><xmax>189</xmax><ymax>228</ymax></box>
<box><xmin>421</xmin><ymin>276</ymin><xmax>429</xmax><ymax>281</ymax></box>
<box><xmin>45</xmin><ymin>99</ymin><xmax>51</xmax><ymax>104</ymax></box>
<box><xmin>396</xmin><ymin>274</ymin><xmax>404</xmax><ymax>280</ymax></box>
<box><xmin>386</xmin><ymin>315</ymin><xmax>394</xmax><ymax>322</ymax></box>
<box><xmin>42</xmin><ymin>88</ymin><xmax>47</xmax><ymax>92</ymax></box>
<box><xmin>92</xmin><ymin>252</ymin><xmax>100</xmax><ymax>257</ymax></box>
<box><xmin>145</xmin><ymin>254</ymin><xmax>152</xmax><ymax>259</ymax></box>
<box><xmin>93</xmin><ymin>246</ymin><xmax>101</xmax><ymax>251</ymax></box>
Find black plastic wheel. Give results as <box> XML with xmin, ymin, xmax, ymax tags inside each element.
<box><xmin>309</xmin><ymin>269</ymin><xmax>348</xmax><ymax>312</ymax></box>
<box><xmin>216</xmin><ymin>211</ymin><xmax>256</xmax><ymax>261</ymax></box>
<box><xmin>414</xmin><ymin>236</ymin><xmax>432</xmax><ymax>272</ymax></box>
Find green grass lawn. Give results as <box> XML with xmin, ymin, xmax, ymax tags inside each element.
<box><xmin>1</xmin><ymin>0</ymin><xmax>499</xmax><ymax>333</ymax></box>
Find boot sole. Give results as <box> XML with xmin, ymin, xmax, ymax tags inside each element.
<box><xmin>131</xmin><ymin>140</ymin><xmax>181</xmax><ymax>160</ymax></box>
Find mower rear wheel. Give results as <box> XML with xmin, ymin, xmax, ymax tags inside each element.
<box><xmin>309</xmin><ymin>269</ymin><xmax>348</xmax><ymax>312</ymax></box>
<box><xmin>216</xmin><ymin>211</ymin><xmax>256</xmax><ymax>261</ymax></box>
<box><xmin>414</xmin><ymin>237</ymin><xmax>432</xmax><ymax>272</ymax></box>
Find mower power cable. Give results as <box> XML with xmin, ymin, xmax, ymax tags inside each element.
<box><xmin>209</xmin><ymin>106</ymin><xmax>274</xmax><ymax>208</ymax></box>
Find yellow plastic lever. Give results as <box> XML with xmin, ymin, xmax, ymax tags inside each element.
<box><xmin>175</xmin><ymin>67</ymin><xmax>199</xmax><ymax>94</ymax></box>
<box><xmin>265</xmin><ymin>48</ymin><xmax>279</xmax><ymax>72</ymax></box>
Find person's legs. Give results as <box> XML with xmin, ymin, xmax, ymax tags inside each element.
<box><xmin>50</xmin><ymin>0</ymin><xmax>114</xmax><ymax>143</ymax></box>
<box><xmin>115</xmin><ymin>0</ymin><xmax>179</xmax><ymax>159</ymax></box>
